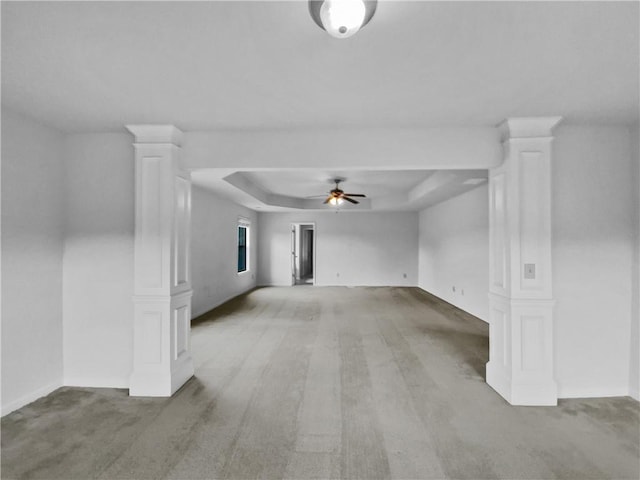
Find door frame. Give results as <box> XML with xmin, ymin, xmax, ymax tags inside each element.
<box><xmin>291</xmin><ymin>222</ymin><xmax>316</xmax><ymax>286</ymax></box>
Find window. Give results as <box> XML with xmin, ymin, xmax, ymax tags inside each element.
<box><xmin>237</xmin><ymin>223</ymin><xmax>249</xmax><ymax>273</ymax></box>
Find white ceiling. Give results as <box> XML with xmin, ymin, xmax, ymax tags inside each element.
<box><xmin>3</xmin><ymin>1</ymin><xmax>638</xmax><ymax>131</ymax></box>
<box><xmin>2</xmin><ymin>1</ymin><xmax>638</xmax><ymax>211</ymax></box>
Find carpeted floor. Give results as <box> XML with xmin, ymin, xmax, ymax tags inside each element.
<box><xmin>1</xmin><ymin>286</ymin><xmax>638</xmax><ymax>479</ymax></box>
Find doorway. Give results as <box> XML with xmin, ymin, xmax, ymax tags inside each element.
<box><xmin>291</xmin><ymin>223</ymin><xmax>315</xmax><ymax>286</ymax></box>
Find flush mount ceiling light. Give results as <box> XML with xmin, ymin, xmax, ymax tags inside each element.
<box><xmin>309</xmin><ymin>0</ymin><xmax>377</xmax><ymax>39</ymax></box>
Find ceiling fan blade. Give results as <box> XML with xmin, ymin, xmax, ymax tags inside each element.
<box><xmin>343</xmin><ymin>196</ymin><xmax>359</xmax><ymax>204</ymax></box>
<box><xmin>343</xmin><ymin>193</ymin><xmax>366</xmax><ymax>197</ymax></box>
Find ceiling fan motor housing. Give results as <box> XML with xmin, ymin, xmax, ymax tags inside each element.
<box><xmin>323</xmin><ymin>178</ymin><xmax>366</xmax><ymax>205</ymax></box>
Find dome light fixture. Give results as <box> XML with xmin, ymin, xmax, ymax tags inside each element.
<box><xmin>309</xmin><ymin>0</ymin><xmax>377</xmax><ymax>39</ymax></box>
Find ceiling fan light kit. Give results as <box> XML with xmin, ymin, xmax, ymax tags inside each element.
<box><xmin>309</xmin><ymin>0</ymin><xmax>377</xmax><ymax>39</ymax></box>
<box><xmin>323</xmin><ymin>179</ymin><xmax>366</xmax><ymax>206</ymax></box>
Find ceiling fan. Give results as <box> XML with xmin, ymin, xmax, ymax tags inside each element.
<box><xmin>322</xmin><ymin>179</ymin><xmax>366</xmax><ymax>205</ymax></box>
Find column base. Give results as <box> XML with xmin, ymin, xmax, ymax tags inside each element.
<box><xmin>487</xmin><ymin>361</ymin><xmax>557</xmax><ymax>406</ymax></box>
<box><xmin>129</xmin><ymin>355</ymin><xmax>194</xmax><ymax>397</ymax></box>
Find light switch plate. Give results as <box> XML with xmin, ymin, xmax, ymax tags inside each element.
<box><xmin>524</xmin><ymin>263</ymin><xmax>536</xmax><ymax>279</ymax></box>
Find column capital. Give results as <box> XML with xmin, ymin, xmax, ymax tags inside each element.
<box><xmin>498</xmin><ymin>117</ymin><xmax>562</xmax><ymax>142</ymax></box>
<box><xmin>126</xmin><ymin>124</ymin><xmax>183</xmax><ymax>146</ymax></box>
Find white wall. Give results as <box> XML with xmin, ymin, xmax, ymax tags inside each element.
<box><xmin>630</xmin><ymin>124</ymin><xmax>639</xmax><ymax>400</ymax></box>
<box><xmin>553</xmin><ymin>125</ymin><xmax>635</xmax><ymax>398</ymax></box>
<box><xmin>191</xmin><ymin>186</ymin><xmax>258</xmax><ymax>317</ymax></box>
<box><xmin>1</xmin><ymin>109</ymin><xmax>64</xmax><ymax>414</ymax></box>
<box><xmin>184</xmin><ymin>128</ymin><xmax>501</xmax><ymax>170</ymax></box>
<box><xmin>418</xmin><ymin>185</ymin><xmax>489</xmax><ymax>321</ymax></box>
<box><xmin>258</xmin><ymin>212</ymin><xmax>418</xmax><ymax>287</ymax></box>
<box><xmin>63</xmin><ymin>133</ymin><xmax>134</xmax><ymax>388</ymax></box>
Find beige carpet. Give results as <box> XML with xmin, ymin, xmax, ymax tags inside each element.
<box><xmin>2</xmin><ymin>286</ymin><xmax>638</xmax><ymax>479</ymax></box>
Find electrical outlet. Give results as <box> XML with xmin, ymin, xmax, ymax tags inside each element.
<box><xmin>452</xmin><ymin>286</ymin><xmax>456</xmax><ymax>292</ymax></box>
<box><xmin>336</xmin><ymin>272</ymin><xmax>340</xmax><ymax>277</ymax></box>
<box><xmin>461</xmin><ymin>289</ymin><xmax>464</xmax><ymax>296</ymax></box>
<box><xmin>403</xmin><ymin>273</ymin><xmax>407</xmax><ymax>279</ymax></box>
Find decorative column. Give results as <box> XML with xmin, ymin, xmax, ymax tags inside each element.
<box><xmin>126</xmin><ymin>125</ymin><xmax>194</xmax><ymax>396</ymax></box>
<box><xmin>486</xmin><ymin>117</ymin><xmax>561</xmax><ymax>406</ymax></box>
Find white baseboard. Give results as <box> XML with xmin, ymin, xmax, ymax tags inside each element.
<box><xmin>558</xmin><ymin>385</ymin><xmax>630</xmax><ymax>399</ymax></box>
<box><xmin>416</xmin><ymin>286</ymin><xmax>489</xmax><ymax>323</ymax></box>
<box><xmin>64</xmin><ymin>376</ymin><xmax>129</xmax><ymax>389</ymax></box>
<box><xmin>1</xmin><ymin>381</ymin><xmax>62</xmax><ymax>417</ymax></box>
<box><xmin>628</xmin><ymin>384</ymin><xmax>639</xmax><ymax>401</ymax></box>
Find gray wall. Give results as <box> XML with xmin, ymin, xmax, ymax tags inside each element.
<box><xmin>191</xmin><ymin>186</ymin><xmax>258</xmax><ymax>317</ymax></box>
<box><xmin>62</xmin><ymin>133</ymin><xmax>134</xmax><ymax>388</ymax></box>
<box><xmin>418</xmin><ymin>184</ymin><xmax>489</xmax><ymax>322</ymax></box>
<box><xmin>552</xmin><ymin>125</ymin><xmax>636</xmax><ymax>398</ymax></box>
<box><xmin>258</xmin><ymin>212</ymin><xmax>418</xmax><ymax>287</ymax></box>
<box><xmin>1</xmin><ymin>109</ymin><xmax>64</xmax><ymax>414</ymax></box>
